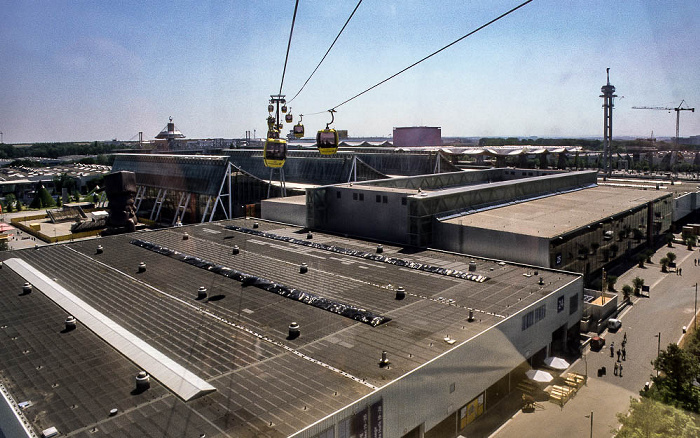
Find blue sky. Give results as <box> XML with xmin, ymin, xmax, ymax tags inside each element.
<box><xmin>1</xmin><ymin>0</ymin><xmax>699</xmax><ymax>143</ymax></box>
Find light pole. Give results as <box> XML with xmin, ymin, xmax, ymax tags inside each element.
<box><xmin>695</xmin><ymin>283</ymin><xmax>698</xmax><ymax>331</ymax></box>
<box><xmin>654</xmin><ymin>332</ymin><xmax>661</xmax><ymax>377</ymax></box>
<box><xmin>585</xmin><ymin>411</ymin><xmax>593</xmax><ymax>438</ymax></box>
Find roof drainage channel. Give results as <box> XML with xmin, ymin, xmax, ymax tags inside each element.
<box><xmin>4</xmin><ymin>258</ymin><xmax>216</xmax><ymax>402</ymax></box>
<box><xmin>129</xmin><ymin>239</ymin><xmax>391</xmax><ymax>327</ymax></box>
<box><xmin>224</xmin><ymin>226</ymin><xmax>489</xmax><ymax>282</ymax></box>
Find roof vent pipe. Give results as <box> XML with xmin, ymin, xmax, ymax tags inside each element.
<box><xmin>197</xmin><ymin>287</ymin><xmax>208</xmax><ymax>300</ymax></box>
<box><xmin>253</xmin><ymin>222</ymin><xmax>259</xmax><ymax>229</ymax></box>
<box><xmin>300</xmin><ymin>263</ymin><xmax>308</xmax><ymax>274</ymax></box>
<box><xmin>468</xmin><ymin>261</ymin><xmax>476</xmax><ymax>272</ymax></box>
<box><xmin>395</xmin><ymin>286</ymin><xmax>406</xmax><ymax>300</ymax></box>
<box><xmin>135</xmin><ymin>371</ymin><xmax>150</xmax><ymax>391</ymax></box>
<box><xmin>65</xmin><ymin>316</ymin><xmax>76</xmax><ymax>331</ymax></box>
<box><xmin>376</xmin><ymin>244</ymin><xmax>383</xmax><ymax>253</ymax></box>
<box><xmin>138</xmin><ymin>262</ymin><xmax>146</xmax><ymax>273</ymax></box>
<box><xmin>232</xmin><ymin>245</ymin><xmax>240</xmax><ymax>255</ymax></box>
<box><xmin>379</xmin><ymin>351</ymin><xmax>390</xmax><ymax>367</ymax></box>
<box><xmin>183</xmin><ymin>232</ymin><xmax>189</xmax><ymax>240</ymax></box>
<box><xmin>96</xmin><ymin>245</ymin><xmax>103</xmax><ymax>254</ymax></box>
<box><xmin>307</xmin><ymin>232</ymin><xmax>313</xmax><ymax>239</ymax></box>
<box><xmin>288</xmin><ymin>322</ymin><xmax>300</xmax><ymax>339</ymax></box>
<box><xmin>22</xmin><ymin>282</ymin><xmax>32</xmax><ymax>294</ymax></box>
<box><xmin>468</xmin><ymin>309</ymin><xmax>475</xmax><ymax>322</ymax></box>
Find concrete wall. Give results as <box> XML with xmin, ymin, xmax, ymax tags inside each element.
<box><xmin>316</xmin><ymin>186</ymin><xmax>410</xmax><ymax>244</ymax></box>
<box><xmin>433</xmin><ymin>221</ymin><xmax>551</xmax><ymax>267</ymax></box>
<box><xmin>294</xmin><ymin>277</ymin><xmax>583</xmax><ymax>438</ymax></box>
<box><xmin>673</xmin><ymin>191</ymin><xmax>699</xmax><ymax>222</ymax></box>
<box><xmin>261</xmin><ymin>196</ymin><xmax>307</xmax><ymax>226</ymax></box>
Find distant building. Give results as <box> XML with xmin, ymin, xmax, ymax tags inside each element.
<box><xmin>393</xmin><ymin>126</ymin><xmax>442</xmax><ymax>147</ymax></box>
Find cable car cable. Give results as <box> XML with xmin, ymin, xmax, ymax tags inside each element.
<box><xmin>328</xmin><ymin>0</ymin><xmax>534</xmax><ymax>111</ymax></box>
<box><xmin>279</xmin><ymin>0</ymin><xmax>301</xmax><ymax>96</ymax></box>
<box><xmin>287</xmin><ymin>0</ymin><xmax>364</xmax><ymax>104</ymax></box>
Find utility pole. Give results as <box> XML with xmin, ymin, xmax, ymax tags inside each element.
<box><xmin>655</xmin><ymin>332</ymin><xmax>661</xmax><ymax>377</ymax></box>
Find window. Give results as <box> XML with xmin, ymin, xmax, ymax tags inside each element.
<box><xmin>382</xmin><ymin>195</ymin><xmax>388</xmax><ymax>203</ymax></box>
<box><xmin>557</xmin><ymin>296</ymin><xmax>565</xmax><ymax>313</ymax></box>
<box><xmin>534</xmin><ymin>304</ymin><xmax>546</xmax><ymax>322</ymax></box>
<box><xmin>569</xmin><ymin>293</ymin><xmax>579</xmax><ymax>315</ymax></box>
<box><xmin>352</xmin><ymin>193</ymin><xmax>358</xmax><ymax>200</ymax></box>
<box><xmin>336</xmin><ymin>192</ymin><xmax>341</xmax><ymax>199</ymax></box>
<box><xmin>359</xmin><ymin>193</ymin><xmax>364</xmax><ymax>201</ymax></box>
<box><xmin>376</xmin><ymin>195</ymin><xmax>381</xmax><ymax>203</ymax></box>
<box><xmin>522</xmin><ymin>311</ymin><xmax>534</xmax><ymax>330</ymax></box>
<box><xmin>401</xmin><ymin>197</ymin><xmax>407</xmax><ymax>206</ymax></box>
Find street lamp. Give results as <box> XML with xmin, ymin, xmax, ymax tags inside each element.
<box><xmin>695</xmin><ymin>283</ymin><xmax>698</xmax><ymax>331</ymax></box>
<box><xmin>585</xmin><ymin>411</ymin><xmax>593</xmax><ymax>438</ymax></box>
<box><xmin>654</xmin><ymin>332</ymin><xmax>661</xmax><ymax>377</ymax></box>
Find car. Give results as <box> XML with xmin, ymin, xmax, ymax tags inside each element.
<box><xmin>608</xmin><ymin>318</ymin><xmax>622</xmax><ymax>331</ymax></box>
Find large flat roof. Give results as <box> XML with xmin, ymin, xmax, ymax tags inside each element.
<box><xmin>442</xmin><ymin>185</ymin><xmax>670</xmax><ymax>238</ymax></box>
<box><xmin>0</xmin><ymin>219</ymin><xmax>579</xmax><ymax>437</ymax></box>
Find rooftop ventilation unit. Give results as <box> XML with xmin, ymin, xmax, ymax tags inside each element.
<box><xmin>135</xmin><ymin>371</ymin><xmax>151</xmax><ymax>390</ymax></box>
<box><xmin>96</xmin><ymin>245</ymin><xmax>103</xmax><ymax>254</ymax></box>
<box><xmin>22</xmin><ymin>282</ymin><xmax>32</xmax><ymax>294</ymax></box>
<box><xmin>65</xmin><ymin>316</ymin><xmax>76</xmax><ymax>331</ymax></box>
<box><xmin>376</xmin><ymin>244</ymin><xmax>383</xmax><ymax>253</ymax></box>
<box><xmin>379</xmin><ymin>351</ymin><xmax>389</xmax><ymax>367</ymax></box>
<box><xmin>197</xmin><ymin>287</ymin><xmax>208</xmax><ymax>300</ymax></box>
<box><xmin>288</xmin><ymin>322</ymin><xmax>300</xmax><ymax>340</ymax></box>
<box><xmin>395</xmin><ymin>286</ymin><xmax>406</xmax><ymax>300</ymax></box>
<box><xmin>253</xmin><ymin>222</ymin><xmax>259</xmax><ymax>229</ymax></box>
<box><xmin>299</xmin><ymin>263</ymin><xmax>308</xmax><ymax>274</ymax></box>
<box><xmin>138</xmin><ymin>262</ymin><xmax>146</xmax><ymax>273</ymax></box>
<box><xmin>307</xmin><ymin>232</ymin><xmax>313</xmax><ymax>239</ymax></box>
<box><xmin>183</xmin><ymin>232</ymin><xmax>189</xmax><ymax>240</ymax></box>
<box><xmin>468</xmin><ymin>261</ymin><xmax>477</xmax><ymax>272</ymax></box>
<box><xmin>468</xmin><ymin>309</ymin><xmax>475</xmax><ymax>322</ymax></box>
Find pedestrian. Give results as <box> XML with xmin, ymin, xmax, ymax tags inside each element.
<box><xmin>610</xmin><ymin>343</ymin><xmax>615</xmax><ymax>357</ymax></box>
<box><xmin>617</xmin><ymin>349</ymin><xmax>621</xmax><ymax>361</ymax></box>
<box><xmin>696</xmin><ymin>259</ymin><xmax>698</xmax><ymax>266</ymax></box>
<box><xmin>619</xmin><ymin>363</ymin><xmax>623</xmax><ymax>377</ymax></box>
<box><xmin>614</xmin><ymin>362</ymin><xmax>619</xmax><ymax>376</ymax></box>
<box><xmin>622</xmin><ymin>347</ymin><xmax>626</xmax><ymax>361</ymax></box>
<box><xmin>623</xmin><ymin>332</ymin><xmax>627</xmax><ymax>342</ymax></box>
<box><xmin>680</xmin><ymin>267</ymin><xmax>683</xmax><ymax>276</ymax></box>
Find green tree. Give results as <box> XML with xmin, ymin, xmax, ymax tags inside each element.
<box><xmin>29</xmin><ymin>186</ymin><xmax>56</xmax><ymax>209</ymax></box>
<box><xmin>687</xmin><ymin>235</ymin><xmax>697</xmax><ymax>250</ymax></box>
<box><xmin>632</xmin><ymin>277</ymin><xmax>645</xmax><ymax>295</ymax></box>
<box><xmin>622</xmin><ymin>284</ymin><xmax>633</xmax><ymax>301</ymax></box>
<box><xmin>607</xmin><ymin>275</ymin><xmax>618</xmax><ymax>291</ymax></box>
<box><xmin>648</xmin><ymin>343</ymin><xmax>700</xmax><ymax>412</ymax></box>
<box><xmin>637</xmin><ymin>253</ymin><xmax>646</xmax><ymax>268</ymax></box>
<box><xmin>660</xmin><ymin>257</ymin><xmax>669</xmax><ymax>272</ymax></box>
<box><xmin>614</xmin><ymin>397</ymin><xmax>700</xmax><ymax>437</ymax></box>
<box><xmin>667</xmin><ymin>252</ymin><xmax>677</xmax><ymax>266</ymax></box>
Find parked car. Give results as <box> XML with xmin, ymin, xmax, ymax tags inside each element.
<box><xmin>591</xmin><ymin>336</ymin><xmax>605</xmax><ymax>351</ymax></box>
<box><xmin>608</xmin><ymin>318</ymin><xmax>622</xmax><ymax>331</ymax></box>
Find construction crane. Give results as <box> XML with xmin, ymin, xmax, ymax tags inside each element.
<box><xmin>632</xmin><ymin>100</ymin><xmax>695</xmax><ymax>148</ymax></box>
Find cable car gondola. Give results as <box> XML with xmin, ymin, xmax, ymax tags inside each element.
<box><xmin>264</xmin><ymin>115</ymin><xmax>286</xmax><ymax>168</ymax></box>
<box><xmin>293</xmin><ymin>114</ymin><xmax>305</xmax><ymax>139</ymax></box>
<box><xmin>285</xmin><ymin>113</ymin><xmax>293</xmax><ymax>124</ymax></box>
<box><xmin>317</xmin><ymin>109</ymin><xmax>339</xmax><ymax>155</ymax></box>
<box><xmin>264</xmin><ymin>137</ymin><xmax>287</xmax><ymax>168</ymax></box>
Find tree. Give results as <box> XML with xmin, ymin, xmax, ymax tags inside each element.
<box><xmin>645</xmin><ymin>249</ymin><xmax>654</xmax><ymax>264</ymax></box>
<box><xmin>633</xmin><ymin>228</ymin><xmax>645</xmax><ymax>242</ymax></box>
<box><xmin>660</xmin><ymin>257</ymin><xmax>669</xmax><ymax>272</ymax></box>
<box><xmin>607</xmin><ymin>275</ymin><xmax>618</xmax><ymax>291</ymax></box>
<box><xmin>632</xmin><ymin>277</ymin><xmax>645</xmax><ymax>295</ymax></box>
<box><xmin>687</xmin><ymin>235</ymin><xmax>697</xmax><ymax>250</ymax></box>
<box><xmin>667</xmin><ymin>252</ymin><xmax>677</xmax><ymax>266</ymax></box>
<box><xmin>637</xmin><ymin>253</ymin><xmax>646</xmax><ymax>268</ymax></box>
<box><xmin>622</xmin><ymin>284</ymin><xmax>633</xmax><ymax>301</ymax></box>
<box><xmin>29</xmin><ymin>186</ymin><xmax>56</xmax><ymax>209</ymax></box>
<box><xmin>611</xmin><ymin>243</ymin><xmax>620</xmax><ymax>257</ymax></box>
<box><xmin>648</xmin><ymin>343</ymin><xmax>700</xmax><ymax>412</ymax></box>
<box><xmin>614</xmin><ymin>397</ymin><xmax>700</xmax><ymax>438</ymax></box>
<box><xmin>668</xmin><ymin>232</ymin><xmax>675</xmax><ymax>247</ymax></box>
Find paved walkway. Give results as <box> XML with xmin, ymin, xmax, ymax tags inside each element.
<box><xmin>473</xmin><ymin>239</ymin><xmax>700</xmax><ymax>438</ymax></box>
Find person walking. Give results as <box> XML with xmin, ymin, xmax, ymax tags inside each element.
<box><xmin>617</xmin><ymin>349</ymin><xmax>621</xmax><ymax>361</ymax></box>
<box><xmin>622</xmin><ymin>347</ymin><xmax>626</xmax><ymax>361</ymax></box>
<box><xmin>619</xmin><ymin>363</ymin><xmax>623</xmax><ymax>377</ymax></box>
<box><xmin>614</xmin><ymin>362</ymin><xmax>619</xmax><ymax>376</ymax></box>
<box><xmin>610</xmin><ymin>342</ymin><xmax>615</xmax><ymax>357</ymax></box>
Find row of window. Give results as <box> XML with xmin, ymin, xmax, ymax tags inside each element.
<box><xmin>337</xmin><ymin>191</ymin><xmax>408</xmax><ymax>205</ymax></box>
<box><xmin>522</xmin><ymin>294</ymin><xmax>578</xmax><ymax>331</ymax></box>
